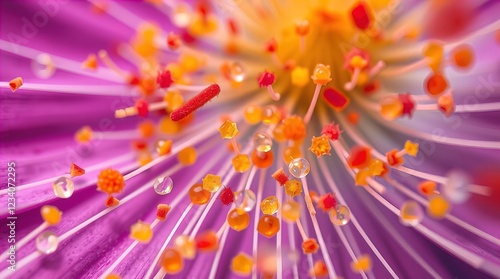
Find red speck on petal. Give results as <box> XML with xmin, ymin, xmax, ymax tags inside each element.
<box><xmin>105</xmin><ymin>195</ymin><xmax>120</xmax><ymax>207</ymax></box>
<box><xmin>128</xmin><ymin>75</ymin><xmax>141</xmax><ymax>85</ymax></box>
<box><xmin>157</xmin><ymin>70</ymin><xmax>173</xmax><ymax>88</ymax></box>
<box><xmin>318</xmin><ymin>193</ymin><xmax>337</xmax><ymax>211</ymax></box>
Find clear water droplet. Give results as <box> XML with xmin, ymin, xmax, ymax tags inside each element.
<box><xmin>253</xmin><ymin>132</ymin><xmax>273</xmax><ymax>152</ymax></box>
<box><xmin>400</xmin><ymin>200</ymin><xmax>424</xmax><ymax>226</ymax></box>
<box><xmin>173</xmin><ymin>4</ymin><xmax>192</xmax><ymax>27</ymax></box>
<box><xmin>234</xmin><ymin>190</ymin><xmax>256</xmax><ymax>212</ymax></box>
<box><xmin>32</xmin><ymin>53</ymin><xmax>55</xmax><ymax>79</ymax></box>
<box><xmin>52</xmin><ymin>177</ymin><xmax>74</xmax><ymax>198</ymax></box>
<box><xmin>288</xmin><ymin>158</ymin><xmax>310</xmax><ymax>178</ymax></box>
<box><xmin>329</xmin><ymin>204</ymin><xmax>351</xmax><ymax>226</ymax></box>
<box><xmin>36</xmin><ymin>231</ymin><xmax>58</xmax><ymax>254</ymax></box>
<box><xmin>230</xmin><ymin>62</ymin><xmax>245</xmax><ymax>82</ymax></box>
<box><xmin>443</xmin><ymin>170</ymin><xmax>470</xmax><ymax>204</ymax></box>
<box><xmin>154</xmin><ymin>176</ymin><xmax>173</xmax><ymax>195</ymax></box>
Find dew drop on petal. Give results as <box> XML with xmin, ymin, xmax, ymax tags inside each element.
<box><xmin>399</xmin><ymin>200</ymin><xmax>424</xmax><ymax>226</ymax></box>
<box><xmin>52</xmin><ymin>177</ymin><xmax>74</xmax><ymax>198</ymax></box>
<box><xmin>153</xmin><ymin>176</ymin><xmax>173</xmax><ymax>195</ymax></box>
<box><xmin>288</xmin><ymin>158</ymin><xmax>310</xmax><ymax>178</ymax></box>
<box><xmin>234</xmin><ymin>189</ymin><xmax>256</xmax><ymax>212</ymax></box>
<box><xmin>329</xmin><ymin>204</ymin><xmax>351</xmax><ymax>226</ymax></box>
<box><xmin>36</xmin><ymin>231</ymin><xmax>59</xmax><ymax>254</ymax></box>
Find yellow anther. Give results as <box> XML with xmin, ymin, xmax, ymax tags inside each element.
<box><xmin>75</xmin><ymin>126</ymin><xmax>93</xmax><ymax>143</ymax></box>
<box><xmin>291</xmin><ymin>67</ymin><xmax>310</xmax><ymax>87</ymax></box>
<box><xmin>159</xmin><ymin>117</ymin><xmax>182</xmax><ymax>134</ymax></box>
<box><xmin>428</xmin><ymin>195</ymin><xmax>450</xmax><ymax>219</ymax></box>
<box><xmin>368</xmin><ymin>159</ymin><xmax>384</xmax><ymax>176</ymax></box>
<box><xmin>404</xmin><ymin>140</ymin><xmax>419</xmax><ymax>156</ymax></box>
<box><xmin>355</xmin><ymin>169</ymin><xmax>372</xmax><ymax>186</ymax></box>
<box><xmin>309</xmin><ymin>135</ymin><xmax>331</xmax><ymax>157</ymax></box>
<box><xmin>178</xmin><ymin>147</ymin><xmax>197</xmax><ymax>165</ymax></box>
<box><xmin>423</xmin><ymin>42</ymin><xmax>444</xmax><ymax>73</ymax></box>
<box><xmin>179</xmin><ymin>54</ymin><xmax>203</xmax><ymax>73</ymax></box>
<box><xmin>41</xmin><ymin>205</ymin><xmax>62</xmax><ymax>226</ymax></box>
<box><xmin>244</xmin><ymin>105</ymin><xmax>262</xmax><ymax>124</ymax></box>
<box><xmin>82</xmin><ymin>54</ymin><xmax>98</xmax><ymax>70</ymax></box>
<box><xmin>219</xmin><ymin>120</ymin><xmax>239</xmax><ymax>139</ymax></box>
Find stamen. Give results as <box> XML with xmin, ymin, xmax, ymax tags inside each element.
<box><xmin>258</xmin><ymin>71</ymin><xmax>280</xmax><ymax>101</ymax></box>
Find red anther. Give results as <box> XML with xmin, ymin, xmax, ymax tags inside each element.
<box><xmin>156</xmin><ymin>204</ymin><xmax>171</xmax><ymax>221</ymax></box>
<box><xmin>348</xmin><ymin>146</ymin><xmax>372</xmax><ymax>169</ymax></box>
<box><xmin>344</xmin><ymin>48</ymin><xmax>370</xmax><ymax>72</ymax></box>
<box><xmin>323</xmin><ymin>87</ymin><xmax>350</xmax><ymax>111</ymax></box>
<box><xmin>272</xmin><ymin>168</ymin><xmax>289</xmax><ymax>186</ymax></box>
<box><xmin>167</xmin><ymin>32</ymin><xmax>181</xmax><ymax>50</ymax></box>
<box><xmin>132</xmin><ymin>140</ymin><xmax>148</xmax><ymax>150</ymax></box>
<box><xmin>363</xmin><ymin>80</ymin><xmax>380</xmax><ymax>94</ymax></box>
<box><xmin>321</xmin><ymin>122</ymin><xmax>342</xmax><ymax>141</ymax></box>
<box><xmin>197</xmin><ymin>0</ymin><xmax>210</xmax><ymax>17</ymax></box>
<box><xmin>157</xmin><ymin>70</ymin><xmax>173</xmax><ymax>88</ymax></box>
<box><xmin>105</xmin><ymin>195</ymin><xmax>120</xmax><ymax>207</ymax></box>
<box><xmin>135</xmin><ymin>99</ymin><xmax>149</xmax><ymax>117</ymax></box>
<box><xmin>219</xmin><ymin>187</ymin><xmax>235</xmax><ymax>206</ymax></box>
<box><xmin>347</xmin><ymin>112</ymin><xmax>360</xmax><ymax>125</ymax></box>
<box><xmin>227</xmin><ymin>18</ymin><xmax>239</xmax><ymax>36</ymax></box>
<box><xmin>399</xmin><ymin>93</ymin><xmax>416</xmax><ymax>118</ymax></box>
<box><xmin>318</xmin><ymin>193</ymin><xmax>337</xmax><ymax>212</ymax></box>
<box><xmin>70</xmin><ymin>163</ymin><xmax>85</xmax><ymax>178</ymax></box>
<box><xmin>351</xmin><ymin>2</ymin><xmax>372</xmax><ymax>30</ymax></box>
<box><xmin>170</xmin><ymin>84</ymin><xmax>221</xmax><ymax>121</ymax></box>
<box><xmin>128</xmin><ymin>75</ymin><xmax>141</xmax><ymax>85</ymax></box>
<box><xmin>181</xmin><ymin>30</ymin><xmax>197</xmax><ymax>45</ymax></box>
<box><xmin>258</xmin><ymin>71</ymin><xmax>275</xmax><ymax>87</ymax></box>
<box><xmin>386</xmin><ymin>149</ymin><xmax>404</xmax><ymax>166</ymax></box>
<box><xmin>265</xmin><ymin>38</ymin><xmax>278</xmax><ymax>53</ymax></box>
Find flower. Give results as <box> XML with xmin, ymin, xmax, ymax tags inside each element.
<box><xmin>1</xmin><ymin>1</ymin><xmax>500</xmax><ymax>279</ymax></box>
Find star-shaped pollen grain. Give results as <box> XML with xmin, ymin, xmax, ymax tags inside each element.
<box><xmin>309</xmin><ymin>135</ymin><xmax>331</xmax><ymax>157</ymax></box>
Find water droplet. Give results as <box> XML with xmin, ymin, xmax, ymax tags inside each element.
<box><xmin>254</xmin><ymin>132</ymin><xmax>273</xmax><ymax>152</ymax></box>
<box><xmin>173</xmin><ymin>4</ymin><xmax>192</xmax><ymax>27</ymax></box>
<box><xmin>443</xmin><ymin>170</ymin><xmax>470</xmax><ymax>204</ymax></box>
<box><xmin>329</xmin><ymin>204</ymin><xmax>351</xmax><ymax>226</ymax></box>
<box><xmin>234</xmin><ymin>190</ymin><xmax>256</xmax><ymax>212</ymax></box>
<box><xmin>154</xmin><ymin>176</ymin><xmax>173</xmax><ymax>195</ymax></box>
<box><xmin>288</xmin><ymin>158</ymin><xmax>310</xmax><ymax>178</ymax></box>
<box><xmin>36</xmin><ymin>231</ymin><xmax>58</xmax><ymax>254</ymax></box>
<box><xmin>400</xmin><ymin>200</ymin><xmax>424</xmax><ymax>226</ymax></box>
<box><xmin>32</xmin><ymin>53</ymin><xmax>55</xmax><ymax>79</ymax></box>
<box><xmin>52</xmin><ymin>177</ymin><xmax>74</xmax><ymax>198</ymax></box>
<box><xmin>230</xmin><ymin>62</ymin><xmax>245</xmax><ymax>82</ymax></box>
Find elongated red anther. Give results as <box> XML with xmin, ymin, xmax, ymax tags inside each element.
<box><xmin>170</xmin><ymin>84</ymin><xmax>221</xmax><ymax>121</ymax></box>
